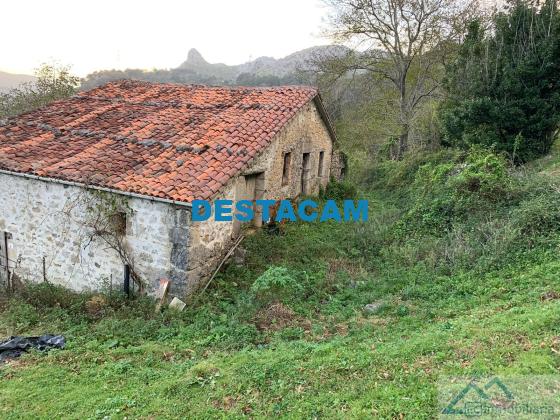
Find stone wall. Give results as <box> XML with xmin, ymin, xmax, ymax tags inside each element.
<box><xmin>0</xmin><ymin>100</ymin><xmax>335</xmax><ymax>297</ymax></box>
<box><xmin>330</xmin><ymin>149</ymin><xmax>347</xmax><ymax>181</ymax></box>
<box><xmin>185</xmin><ymin>101</ymin><xmax>335</xmax><ymax>289</ymax></box>
<box><xmin>0</xmin><ymin>173</ymin><xmax>192</xmax><ymax>294</ymax></box>
<box><xmin>240</xmin><ymin>101</ymin><xmax>334</xmax><ymax>200</ymax></box>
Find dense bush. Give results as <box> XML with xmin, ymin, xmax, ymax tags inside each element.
<box><xmin>451</xmin><ymin>149</ymin><xmax>510</xmax><ymax>196</ymax></box>
<box><xmin>0</xmin><ymin>64</ymin><xmax>79</xmax><ymax>118</ymax></box>
<box><xmin>321</xmin><ymin>178</ymin><xmax>357</xmax><ymax>201</ymax></box>
<box><xmin>369</xmin><ymin>149</ymin><xmax>460</xmax><ymax>191</ymax></box>
<box><xmin>510</xmin><ymin>190</ymin><xmax>560</xmax><ymax>237</ymax></box>
<box><xmin>16</xmin><ymin>282</ymin><xmax>89</xmax><ymax>312</ymax></box>
<box><xmin>393</xmin><ymin>148</ymin><xmax>513</xmax><ymax>234</ymax></box>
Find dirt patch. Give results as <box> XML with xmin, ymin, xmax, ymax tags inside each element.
<box><xmin>453</xmin><ymin>340</ymin><xmax>484</xmax><ymax>367</ymax></box>
<box><xmin>85</xmin><ymin>295</ymin><xmax>109</xmax><ymax>319</ymax></box>
<box><xmin>212</xmin><ymin>395</ymin><xmax>240</xmax><ymax>411</ymax></box>
<box><xmin>412</xmin><ymin>355</ymin><xmax>435</xmax><ymax>374</ymax></box>
<box><xmin>253</xmin><ymin>303</ymin><xmax>311</xmax><ymax>332</ymax></box>
<box><xmin>541</xmin><ymin>290</ymin><xmax>560</xmax><ymax>301</ymax></box>
<box><xmin>335</xmin><ymin>323</ymin><xmax>349</xmax><ymax>336</ymax></box>
<box><xmin>546</xmin><ymin>336</ymin><xmax>560</xmax><ymax>354</ymax></box>
<box><xmin>354</xmin><ymin>315</ymin><xmax>391</xmax><ymax>328</ymax></box>
<box><xmin>1</xmin><ymin>357</ymin><xmax>36</xmax><ymax>372</ymax></box>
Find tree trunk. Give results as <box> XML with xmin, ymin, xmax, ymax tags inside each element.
<box><xmin>395</xmin><ymin>124</ymin><xmax>409</xmax><ymax>160</ymax></box>
<box><xmin>396</xmin><ymin>68</ymin><xmax>409</xmax><ymax>160</ymax></box>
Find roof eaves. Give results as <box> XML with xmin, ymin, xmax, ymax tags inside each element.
<box><xmin>312</xmin><ymin>94</ymin><xmax>338</xmax><ymax>145</ymax></box>
<box><xmin>0</xmin><ymin>168</ymin><xmax>193</xmax><ymax>208</ymax></box>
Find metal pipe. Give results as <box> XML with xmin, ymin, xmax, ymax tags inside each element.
<box><xmin>3</xmin><ymin>232</ymin><xmax>9</xmax><ymax>292</ymax></box>
<box><xmin>123</xmin><ymin>264</ymin><xmax>130</xmax><ymax>297</ymax></box>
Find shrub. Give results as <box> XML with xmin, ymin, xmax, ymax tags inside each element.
<box><xmin>448</xmin><ymin>148</ymin><xmax>511</xmax><ymax>200</ymax></box>
<box><xmin>510</xmin><ymin>190</ymin><xmax>560</xmax><ymax>238</ymax></box>
<box><xmin>85</xmin><ymin>295</ymin><xmax>109</xmax><ymax>320</ymax></box>
<box><xmin>321</xmin><ymin>179</ymin><xmax>357</xmax><ymax>201</ymax></box>
<box><xmin>395</xmin><ymin>148</ymin><xmax>514</xmax><ymax>235</ymax></box>
<box><xmin>186</xmin><ymin>362</ymin><xmax>221</xmax><ymax>387</ymax></box>
<box><xmin>412</xmin><ymin>148</ymin><xmax>511</xmax><ymax>200</ymax></box>
<box><xmin>251</xmin><ymin>266</ymin><xmax>302</xmax><ymax>304</ymax></box>
<box><xmin>17</xmin><ymin>283</ymin><xmax>89</xmax><ymax>312</ymax></box>
<box><xmin>370</xmin><ymin>149</ymin><xmax>460</xmax><ymax>191</ymax></box>
<box><xmin>1</xmin><ymin>300</ymin><xmax>40</xmax><ymax>334</ymax></box>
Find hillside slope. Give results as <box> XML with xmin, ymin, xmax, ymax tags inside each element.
<box><xmin>1</xmin><ymin>147</ymin><xmax>559</xmax><ymax>418</ymax></box>
<box><xmin>0</xmin><ymin>70</ymin><xmax>36</xmax><ymax>93</ymax></box>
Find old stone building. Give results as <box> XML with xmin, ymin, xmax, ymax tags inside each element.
<box><xmin>0</xmin><ymin>80</ymin><xmax>340</xmax><ymax>296</ymax></box>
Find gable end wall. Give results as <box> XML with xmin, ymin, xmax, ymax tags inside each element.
<box><xmin>185</xmin><ymin>101</ymin><xmax>334</xmax><ymax>291</ymax></box>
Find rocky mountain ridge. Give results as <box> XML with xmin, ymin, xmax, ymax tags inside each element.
<box><xmin>80</xmin><ymin>45</ymin><xmax>349</xmax><ymax>90</ymax></box>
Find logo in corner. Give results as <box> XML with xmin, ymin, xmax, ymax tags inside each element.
<box><xmin>442</xmin><ymin>377</ymin><xmax>514</xmax><ymax>415</ymax></box>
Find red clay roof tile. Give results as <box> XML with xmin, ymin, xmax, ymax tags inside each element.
<box><xmin>0</xmin><ymin>80</ymin><xmax>319</xmax><ymax>203</ymax></box>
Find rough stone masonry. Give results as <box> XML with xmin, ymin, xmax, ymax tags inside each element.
<box><xmin>0</xmin><ymin>81</ymin><xmax>342</xmax><ymax>297</ymax></box>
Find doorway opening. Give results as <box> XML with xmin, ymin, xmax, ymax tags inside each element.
<box><xmin>244</xmin><ymin>172</ymin><xmax>265</xmax><ymax>228</ymax></box>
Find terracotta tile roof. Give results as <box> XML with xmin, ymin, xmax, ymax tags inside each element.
<box><xmin>0</xmin><ymin>80</ymin><xmax>320</xmax><ymax>202</ymax></box>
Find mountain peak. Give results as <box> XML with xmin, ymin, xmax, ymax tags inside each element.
<box><xmin>186</xmin><ymin>48</ymin><xmax>207</xmax><ymax>65</ymax></box>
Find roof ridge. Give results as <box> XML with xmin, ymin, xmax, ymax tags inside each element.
<box><xmin>85</xmin><ymin>79</ymin><xmax>318</xmax><ymax>93</ymax></box>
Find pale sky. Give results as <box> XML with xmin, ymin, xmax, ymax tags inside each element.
<box><xmin>1</xmin><ymin>0</ymin><xmax>330</xmax><ymax>77</ymax></box>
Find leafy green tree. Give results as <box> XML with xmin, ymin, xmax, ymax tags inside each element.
<box><xmin>0</xmin><ymin>63</ymin><xmax>80</xmax><ymax>118</ymax></box>
<box><xmin>440</xmin><ymin>0</ymin><xmax>560</xmax><ymax>162</ymax></box>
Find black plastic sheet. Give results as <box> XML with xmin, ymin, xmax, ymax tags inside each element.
<box><xmin>0</xmin><ymin>335</ymin><xmax>65</xmax><ymax>363</ymax></box>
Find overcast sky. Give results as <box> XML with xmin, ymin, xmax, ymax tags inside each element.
<box><xmin>2</xmin><ymin>0</ymin><xmax>330</xmax><ymax>77</ymax></box>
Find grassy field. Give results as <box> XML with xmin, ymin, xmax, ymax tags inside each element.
<box><xmin>1</xmin><ymin>149</ymin><xmax>559</xmax><ymax>419</ymax></box>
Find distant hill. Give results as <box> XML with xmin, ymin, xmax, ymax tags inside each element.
<box><xmin>178</xmin><ymin>45</ymin><xmax>350</xmax><ymax>78</ymax></box>
<box><xmin>0</xmin><ymin>71</ymin><xmax>36</xmax><ymax>93</ymax></box>
<box><xmin>81</xmin><ymin>45</ymin><xmax>350</xmax><ymax>90</ymax></box>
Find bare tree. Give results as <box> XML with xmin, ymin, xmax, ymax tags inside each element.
<box><xmin>323</xmin><ymin>0</ymin><xmax>476</xmax><ymax>159</ymax></box>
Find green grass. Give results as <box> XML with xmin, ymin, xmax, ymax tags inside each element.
<box><xmin>1</xmin><ymin>152</ymin><xmax>559</xmax><ymax>419</ymax></box>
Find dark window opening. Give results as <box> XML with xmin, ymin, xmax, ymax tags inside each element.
<box><xmin>282</xmin><ymin>152</ymin><xmax>291</xmax><ymax>185</ymax></box>
<box><xmin>340</xmin><ymin>165</ymin><xmax>347</xmax><ymax>179</ymax></box>
<box><xmin>318</xmin><ymin>151</ymin><xmax>324</xmax><ymax>177</ymax></box>
<box><xmin>110</xmin><ymin>212</ymin><xmax>127</xmax><ymax>236</ymax></box>
<box><xmin>301</xmin><ymin>152</ymin><xmax>310</xmax><ymax>194</ymax></box>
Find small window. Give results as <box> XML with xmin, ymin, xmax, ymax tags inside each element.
<box><xmin>110</xmin><ymin>212</ymin><xmax>127</xmax><ymax>236</ymax></box>
<box><xmin>318</xmin><ymin>151</ymin><xmax>324</xmax><ymax>177</ymax></box>
<box><xmin>282</xmin><ymin>152</ymin><xmax>291</xmax><ymax>185</ymax></box>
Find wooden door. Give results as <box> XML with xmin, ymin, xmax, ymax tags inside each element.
<box><xmin>236</xmin><ymin>172</ymin><xmax>265</xmax><ymax>232</ymax></box>
<box><xmin>248</xmin><ymin>172</ymin><xmax>265</xmax><ymax>227</ymax></box>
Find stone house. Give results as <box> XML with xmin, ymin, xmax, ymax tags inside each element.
<box><xmin>0</xmin><ymin>80</ymin><xmax>341</xmax><ymax>296</ymax></box>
